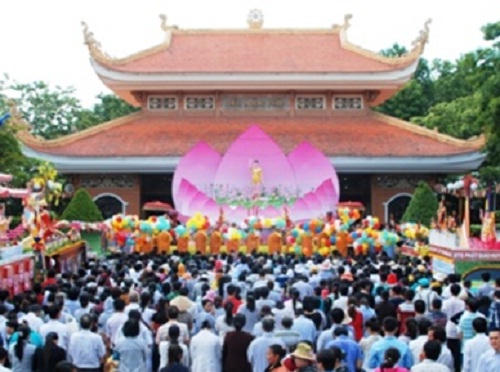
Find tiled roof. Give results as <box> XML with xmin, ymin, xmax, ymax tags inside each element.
<box><xmin>97</xmin><ymin>31</ymin><xmax>414</xmax><ymax>73</ymax></box>
<box><xmin>19</xmin><ymin>112</ymin><xmax>484</xmax><ymax>158</ymax></box>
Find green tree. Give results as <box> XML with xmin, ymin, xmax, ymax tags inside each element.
<box><xmin>402</xmin><ymin>181</ymin><xmax>438</xmax><ymax>226</ymax></box>
<box><xmin>7</xmin><ymin>80</ymin><xmax>83</xmax><ymax>140</ymax></box>
<box><xmin>376</xmin><ymin>44</ymin><xmax>434</xmax><ymax>120</ymax></box>
<box><xmin>61</xmin><ymin>189</ymin><xmax>103</xmax><ymax>222</ymax></box>
<box><xmin>77</xmin><ymin>93</ymin><xmax>139</xmax><ymax>130</ymax></box>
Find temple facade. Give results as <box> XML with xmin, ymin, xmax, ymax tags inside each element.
<box><xmin>18</xmin><ymin>12</ymin><xmax>485</xmax><ymax>221</ymax></box>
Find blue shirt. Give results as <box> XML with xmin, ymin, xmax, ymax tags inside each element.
<box><xmin>327</xmin><ymin>335</ymin><xmax>363</xmax><ymax>372</ymax></box>
<box><xmin>247</xmin><ymin>332</ymin><xmax>285</xmax><ymax>372</ymax></box>
<box><xmin>291</xmin><ymin>316</ymin><xmax>316</xmax><ymax>343</ymax></box>
<box><xmin>367</xmin><ymin>336</ymin><xmax>413</xmax><ymax>369</ymax></box>
<box><xmin>9</xmin><ymin>330</ymin><xmax>44</xmax><ymax>348</ymax></box>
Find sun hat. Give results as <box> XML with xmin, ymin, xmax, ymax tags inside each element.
<box><xmin>291</xmin><ymin>342</ymin><xmax>315</xmax><ymax>361</ymax></box>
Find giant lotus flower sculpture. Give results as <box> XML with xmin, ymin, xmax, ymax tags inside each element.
<box><xmin>172</xmin><ymin>125</ymin><xmax>339</xmax><ymax>222</ymax></box>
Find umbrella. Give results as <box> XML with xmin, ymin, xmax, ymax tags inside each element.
<box><xmin>142</xmin><ymin>201</ymin><xmax>177</xmax><ymax>214</ymax></box>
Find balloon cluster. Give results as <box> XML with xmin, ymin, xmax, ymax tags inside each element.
<box><xmin>186</xmin><ymin>212</ymin><xmax>211</xmax><ymax>232</ymax></box>
<box><xmin>400</xmin><ymin>223</ymin><xmax>429</xmax><ymax>241</ymax></box>
<box><xmin>244</xmin><ymin>216</ymin><xmax>287</xmax><ymax>231</ymax></box>
<box><xmin>222</xmin><ymin>226</ymin><xmax>248</xmax><ymax>241</ymax></box>
<box><xmin>108</xmin><ymin>214</ymin><xmax>172</xmax><ymax>247</ymax></box>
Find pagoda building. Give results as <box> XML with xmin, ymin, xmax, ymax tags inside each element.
<box><xmin>18</xmin><ymin>12</ymin><xmax>485</xmax><ymax>221</ymax></box>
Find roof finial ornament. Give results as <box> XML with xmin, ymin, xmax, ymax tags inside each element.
<box><xmin>6</xmin><ymin>99</ymin><xmax>31</xmax><ymax>131</ymax></box>
<box><xmin>81</xmin><ymin>21</ymin><xmax>113</xmax><ymax>62</ymax></box>
<box><xmin>332</xmin><ymin>14</ymin><xmax>352</xmax><ymax>32</ymax></box>
<box><xmin>159</xmin><ymin>14</ymin><xmax>175</xmax><ymax>45</ymax></box>
<box><xmin>411</xmin><ymin>18</ymin><xmax>432</xmax><ymax>52</ymax></box>
<box><xmin>247</xmin><ymin>9</ymin><xmax>264</xmax><ymax>30</ymax></box>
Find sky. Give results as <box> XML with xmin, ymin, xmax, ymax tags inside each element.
<box><xmin>0</xmin><ymin>0</ymin><xmax>498</xmax><ymax>107</ymax></box>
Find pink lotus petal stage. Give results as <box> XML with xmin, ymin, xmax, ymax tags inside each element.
<box><xmin>172</xmin><ymin>125</ymin><xmax>339</xmax><ymax>222</ymax></box>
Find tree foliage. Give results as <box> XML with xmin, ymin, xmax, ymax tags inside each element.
<box><xmin>378</xmin><ymin>21</ymin><xmax>500</xmax><ymax>172</ymax></box>
<box><xmin>1</xmin><ymin>77</ymin><xmax>139</xmax><ymax>140</ymax></box>
<box><xmin>402</xmin><ymin>181</ymin><xmax>438</xmax><ymax>226</ymax></box>
<box><xmin>61</xmin><ymin>189</ymin><xmax>103</xmax><ymax>222</ymax></box>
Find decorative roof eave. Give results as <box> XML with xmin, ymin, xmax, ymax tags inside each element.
<box><xmin>372</xmin><ymin>112</ymin><xmax>486</xmax><ymax>149</ymax></box>
<box><xmin>16</xmin><ymin>112</ymin><xmax>144</xmax><ymax>148</ymax></box>
<box><xmin>91</xmin><ymin>58</ymin><xmax>419</xmax><ymax>86</ymax></box>
<box><xmin>20</xmin><ymin>145</ymin><xmax>486</xmax><ymax>174</ymax></box>
<box><xmin>336</xmin><ymin>15</ymin><xmax>431</xmax><ymax>66</ymax></box>
<box><xmin>82</xmin><ymin>14</ymin><xmax>430</xmax><ymax>70</ymax></box>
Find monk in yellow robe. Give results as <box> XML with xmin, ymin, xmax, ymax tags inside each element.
<box><xmin>157</xmin><ymin>231</ymin><xmax>171</xmax><ymax>255</ymax></box>
<box><xmin>195</xmin><ymin>231</ymin><xmax>208</xmax><ymax>254</ymax></box>
<box><xmin>267</xmin><ymin>230</ymin><xmax>282</xmax><ymax>255</ymax></box>
<box><xmin>210</xmin><ymin>231</ymin><xmax>222</xmax><ymax>255</ymax></box>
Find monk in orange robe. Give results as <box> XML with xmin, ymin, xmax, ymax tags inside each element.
<box><xmin>226</xmin><ymin>239</ymin><xmax>239</xmax><ymax>253</ymax></box>
<box><xmin>336</xmin><ymin>231</ymin><xmax>348</xmax><ymax>257</ymax></box>
<box><xmin>142</xmin><ymin>236</ymin><xmax>155</xmax><ymax>255</ymax></box>
<box><xmin>267</xmin><ymin>230</ymin><xmax>282</xmax><ymax>255</ymax></box>
<box><xmin>195</xmin><ymin>231</ymin><xmax>207</xmax><ymax>254</ymax></box>
<box><xmin>210</xmin><ymin>231</ymin><xmax>222</xmax><ymax>255</ymax></box>
<box><xmin>246</xmin><ymin>232</ymin><xmax>260</xmax><ymax>253</ymax></box>
<box><xmin>177</xmin><ymin>236</ymin><xmax>189</xmax><ymax>254</ymax></box>
<box><xmin>157</xmin><ymin>231</ymin><xmax>171</xmax><ymax>255</ymax></box>
<box><xmin>302</xmin><ymin>235</ymin><xmax>313</xmax><ymax>257</ymax></box>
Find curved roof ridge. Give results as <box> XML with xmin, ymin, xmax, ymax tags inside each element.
<box><xmin>371</xmin><ymin>111</ymin><xmax>485</xmax><ymax>148</ymax></box>
<box><xmin>82</xmin><ymin>14</ymin><xmax>429</xmax><ymax>69</ymax></box>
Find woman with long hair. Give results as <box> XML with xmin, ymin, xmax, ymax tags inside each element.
<box><xmin>398</xmin><ymin>318</ymin><xmax>418</xmax><ymax>344</ymax></box>
<box><xmin>215</xmin><ymin>302</ymin><xmax>235</xmax><ymax>342</ymax></box>
<box><xmin>114</xmin><ymin>319</ymin><xmax>148</xmax><ymax>372</ymax></box>
<box><xmin>159</xmin><ymin>325</ymin><xmax>189</xmax><ymax>369</ymax></box>
<box><xmin>159</xmin><ymin>344</ymin><xmax>189</xmax><ymax>372</ymax></box>
<box><xmin>34</xmin><ymin>332</ymin><xmax>66</xmax><ymax>372</ymax></box>
<box><xmin>236</xmin><ymin>294</ymin><xmax>259</xmax><ymax>333</ymax></box>
<box><xmin>140</xmin><ymin>291</ymin><xmax>156</xmax><ymax>326</ymax></box>
<box><xmin>223</xmin><ymin>314</ymin><xmax>253</xmax><ymax>372</ymax></box>
<box><xmin>264</xmin><ymin>344</ymin><xmax>287</xmax><ymax>372</ymax></box>
<box><xmin>8</xmin><ymin>325</ymin><xmax>36</xmax><ymax>371</ymax></box>
<box><xmin>373</xmin><ymin>348</ymin><xmax>409</xmax><ymax>372</ymax></box>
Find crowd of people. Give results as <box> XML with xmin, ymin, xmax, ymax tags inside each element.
<box><xmin>0</xmin><ymin>249</ymin><xmax>498</xmax><ymax>372</ymax></box>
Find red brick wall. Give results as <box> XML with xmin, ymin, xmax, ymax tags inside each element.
<box><xmin>370</xmin><ymin>175</ymin><xmax>436</xmax><ymax>222</ymax></box>
<box><xmin>71</xmin><ymin>175</ymin><xmax>141</xmax><ymax>216</ymax></box>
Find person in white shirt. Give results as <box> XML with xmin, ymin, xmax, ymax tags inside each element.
<box><xmin>156</xmin><ymin>306</ymin><xmax>189</xmax><ymax>344</ymax></box>
<box><xmin>332</xmin><ymin>285</ymin><xmax>349</xmax><ymax>312</ymax></box>
<box><xmin>442</xmin><ymin>284</ymin><xmax>464</xmax><ymax>372</ymax></box>
<box><xmin>124</xmin><ymin>291</ymin><xmax>140</xmax><ymax>314</ymax></box>
<box><xmin>39</xmin><ymin>305</ymin><xmax>69</xmax><ymax>351</ymax></box>
<box><xmin>105</xmin><ymin>299</ymin><xmax>128</xmax><ymax>348</ymax></box>
<box><xmin>410</xmin><ymin>340</ymin><xmax>451</xmax><ymax>372</ymax></box>
<box><xmin>19</xmin><ymin>305</ymin><xmax>44</xmax><ymax>333</ymax></box>
<box><xmin>159</xmin><ymin>324</ymin><xmax>189</xmax><ymax>369</ymax></box>
<box><xmin>463</xmin><ymin>317</ymin><xmax>491</xmax><ymax>372</ymax></box>
<box><xmin>68</xmin><ymin>314</ymin><xmax>106</xmax><ymax>370</ymax></box>
<box><xmin>409</xmin><ymin>319</ymin><xmax>431</xmax><ymax>364</ymax></box>
<box><xmin>428</xmin><ymin>325</ymin><xmax>454</xmax><ymax>371</ymax></box>
<box><xmin>190</xmin><ymin>320</ymin><xmax>222</xmax><ymax>372</ymax></box>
